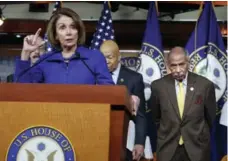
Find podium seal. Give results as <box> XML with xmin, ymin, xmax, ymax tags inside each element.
<box><xmin>6</xmin><ymin>126</ymin><xmax>75</xmax><ymax>161</ymax></box>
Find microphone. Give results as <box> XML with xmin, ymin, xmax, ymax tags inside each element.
<box><xmin>76</xmin><ymin>52</ymin><xmax>97</xmax><ymax>84</ymax></box>
<box><xmin>15</xmin><ymin>52</ymin><xmax>58</xmax><ymax>83</ymax></box>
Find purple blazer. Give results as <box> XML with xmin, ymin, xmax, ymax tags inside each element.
<box><xmin>14</xmin><ymin>46</ymin><xmax>114</xmax><ymax>85</ymax></box>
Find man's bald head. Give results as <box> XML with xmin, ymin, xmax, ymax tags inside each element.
<box><xmin>167</xmin><ymin>46</ymin><xmax>189</xmax><ymax>81</ymax></box>
<box><xmin>100</xmin><ymin>40</ymin><xmax>121</xmax><ymax>72</ymax></box>
<box><xmin>100</xmin><ymin>40</ymin><xmax>120</xmax><ymax>57</ymax></box>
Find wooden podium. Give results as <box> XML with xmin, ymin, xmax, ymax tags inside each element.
<box><xmin>0</xmin><ymin>83</ymin><xmax>131</xmax><ymax>161</ymax></box>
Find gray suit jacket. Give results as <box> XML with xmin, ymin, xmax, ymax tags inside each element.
<box><xmin>149</xmin><ymin>72</ymin><xmax>216</xmax><ymax>161</ymax></box>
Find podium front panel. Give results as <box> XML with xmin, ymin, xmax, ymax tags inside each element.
<box><xmin>0</xmin><ymin>102</ymin><xmax>110</xmax><ymax>161</ymax></box>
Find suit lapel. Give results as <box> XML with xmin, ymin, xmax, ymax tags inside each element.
<box><xmin>166</xmin><ymin>75</ymin><xmax>181</xmax><ymax>120</ymax></box>
<box><xmin>182</xmin><ymin>72</ymin><xmax>196</xmax><ymax>120</ymax></box>
<box><xmin>117</xmin><ymin>66</ymin><xmax>125</xmax><ymax>85</ymax></box>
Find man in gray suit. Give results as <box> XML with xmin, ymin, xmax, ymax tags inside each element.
<box><xmin>149</xmin><ymin>47</ymin><xmax>216</xmax><ymax>161</ymax></box>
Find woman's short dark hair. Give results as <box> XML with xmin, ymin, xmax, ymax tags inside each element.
<box><xmin>46</xmin><ymin>7</ymin><xmax>86</xmax><ymax>50</ymax></box>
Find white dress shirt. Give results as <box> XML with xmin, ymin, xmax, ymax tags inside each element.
<box><xmin>112</xmin><ymin>63</ymin><xmax>121</xmax><ymax>84</ymax></box>
<box><xmin>220</xmin><ymin>102</ymin><xmax>228</xmax><ymax>126</ymax></box>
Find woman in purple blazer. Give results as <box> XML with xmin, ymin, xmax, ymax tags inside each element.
<box><xmin>15</xmin><ymin>8</ymin><xmax>114</xmax><ymax>85</ymax></box>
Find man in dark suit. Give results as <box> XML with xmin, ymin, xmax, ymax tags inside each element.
<box><xmin>100</xmin><ymin>40</ymin><xmax>146</xmax><ymax>161</ymax></box>
<box><xmin>149</xmin><ymin>47</ymin><xmax>216</xmax><ymax>161</ymax></box>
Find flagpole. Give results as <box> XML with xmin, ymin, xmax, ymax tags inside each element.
<box><xmin>194</xmin><ymin>1</ymin><xmax>204</xmax><ymax>51</ymax></box>
<box><xmin>155</xmin><ymin>1</ymin><xmax>159</xmax><ymax>16</ymax></box>
<box><xmin>108</xmin><ymin>1</ymin><xmax>111</xmax><ymax>9</ymax></box>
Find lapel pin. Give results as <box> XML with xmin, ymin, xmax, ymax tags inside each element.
<box><xmin>120</xmin><ymin>78</ymin><xmax>124</xmax><ymax>83</ymax></box>
<box><xmin>190</xmin><ymin>87</ymin><xmax>194</xmax><ymax>91</ymax></box>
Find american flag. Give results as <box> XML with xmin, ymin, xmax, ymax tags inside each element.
<box><xmin>44</xmin><ymin>1</ymin><xmax>62</xmax><ymax>52</ymax></box>
<box><xmin>90</xmin><ymin>1</ymin><xmax>115</xmax><ymax>50</ymax></box>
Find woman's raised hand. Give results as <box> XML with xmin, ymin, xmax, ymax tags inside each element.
<box><xmin>21</xmin><ymin>28</ymin><xmax>45</xmax><ymax>61</ymax></box>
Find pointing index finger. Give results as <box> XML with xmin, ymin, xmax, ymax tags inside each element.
<box><xmin>32</xmin><ymin>28</ymin><xmax>42</xmax><ymax>45</ymax></box>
